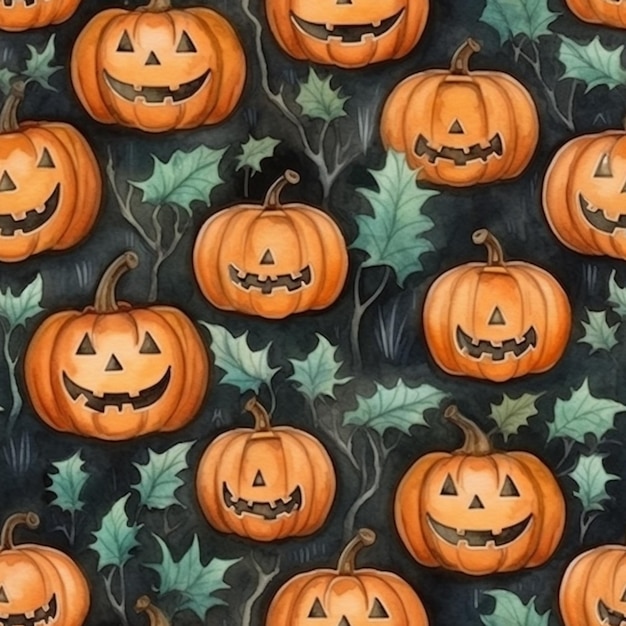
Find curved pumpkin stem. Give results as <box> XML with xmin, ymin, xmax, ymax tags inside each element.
<box><xmin>143</xmin><ymin>0</ymin><xmax>172</xmax><ymax>11</ymax></box>
<box><xmin>444</xmin><ymin>405</ymin><xmax>492</xmax><ymax>456</ymax></box>
<box><xmin>94</xmin><ymin>251</ymin><xmax>139</xmax><ymax>313</ymax></box>
<box><xmin>245</xmin><ymin>396</ymin><xmax>272</xmax><ymax>432</ymax></box>
<box><xmin>263</xmin><ymin>170</ymin><xmax>300</xmax><ymax>209</ymax></box>
<box><xmin>0</xmin><ymin>512</ymin><xmax>39</xmax><ymax>550</ymax></box>
<box><xmin>135</xmin><ymin>596</ymin><xmax>170</xmax><ymax>626</ymax></box>
<box><xmin>450</xmin><ymin>38</ymin><xmax>481</xmax><ymax>75</ymax></box>
<box><xmin>0</xmin><ymin>81</ymin><xmax>25</xmax><ymax>134</ymax></box>
<box><xmin>473</xmin><ymin>229</ymin><xmax>505</xmax><ymax>267</ymax></box>
<box><xmin>337</xmin><ymin>528</ymin><xmax>376</xmax><ymax>575</ymax></box>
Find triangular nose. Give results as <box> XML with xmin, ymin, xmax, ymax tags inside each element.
<box><xmin>449</xmin><ymin>119</ymin><xmax>464</xmax><ymax>134</ymax></box>
<box><xmin>145</xmin><ymin>51</ymin><xmax>161</xmax><ymax>65</ymax></box>
<box><xmin>0</xmin><ymin>586</ymin><xmax>7</xmax><ymax>602</ymax></box>
<box><xmin>469</xmin><ymin>495</ymin><xmax>485</xmax><ymax>509</ymax></box>
<box><xmin>338</xmin><ymin>618</ymin><xmax>351</xmax><ymax>626</ymax></box>
<box><xmin>253</xmin><ymin>470</ymin><xmax>266</xmax><ymax>487</ymax></box>
<box><xmin>488</xmin><ymin>306</ymin><xmax>506</xmax><ymax>325</ymax></box>
<box><xmin>105</xmin><ymin>354</ymin><xmax>124</xmax><ymax>372</ymax></box>
<box><xmin>0</xmin><ymin>171</ymin><xmax>16</xmax><ymax>192</ymax></box>
<box><xmin>260</xmin><ymin>249</ymin><xmax>275</xmax><ymax>265</ymax></box>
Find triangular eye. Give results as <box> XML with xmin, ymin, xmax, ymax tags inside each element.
<box><xmin>500</xmin><ymin>475</ymin><xmax>520</xmax><ymax>497</ymax></box>
<box><xmin>594</xmin><ymin>153</ymin><xmax>612</xmax><ymax>178</ymax></box>
<box><xmin>449</xmin><ymin>119</ymin><xmax>464</xmax><ymax>134</ymax></box>
<box><xmin>488</xmin><ymin>306</ymin><xmax>506</xmax><ymax>325</ymax></box>
<box><xmin>621</xmin><ymin>588</ymin><xmax>626</xmax><ymax>603</ymax></box>
<box><xmin>369</xmin><ymin>598</ymin><xmax>389</xmax><ymax>619</ymax></box>
<box><xmin>0</xmin><ymin>586</ymin><xmax>8</xmax><ymax>603</ymax></box>
<box><xmin>76</xmin><ymin>334</ymin><xmax>96</xmax><ymax>355</ymax></box>
<box><xmin>139</xmin><ymin>332</ymin><xmax>161</xmax><ymax>354</ymax></box>
<box><xmin>117</xmin><ymin>31</ymin><xmax>134</xmax><ymax>52</ymax></box>
<box><xmin>252</xmin><ymin>470</ymin><xmax>266</xmax><ymax>487</ymax></box>
<box><xmin>176</xmin><ymin>30</ymin><xmax>197</xmax><ymax>53</ymax></box>
<box><xmin>441</xmin><ymin>474</ymin><xmax>457</xmax><ymax>496</ymax></box>
<box><xmin>308</xmin><ymin>599</ymin><xmax>327</xmax><ymax>618</ymax></box>
<box><xmin>260</xmin><ymin>249</ymin><xmax>275</xmax><ymax>265</ymax></box>
<box><xmin>38</xmin><ymin>148</ymin><xmax>55</xmax><ymax>168</ymax></box>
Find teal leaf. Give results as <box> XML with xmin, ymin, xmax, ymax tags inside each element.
<box><xmin>569</xmin><ymin>454</ymin><xmax>619</xmax><ymax>513</ymax></box>
<box><xmin>352</xmin><ymin>150</ymin><xmax>438</xmax><ymax>286</ymax></box>
<box><xmin>488</xmin><ymin>393</ymin><xmax>542</xmax><ymax>441</ymax></box>
<box><xmin>480</xmin><ymin>0</ymin><xmax>558</xmax><ymax>44</ymax></box>
<box><xmin>236</xmin><ymin>135</ymin><xmax>281</xmax><ymax>175</ymax></box>
<box><xmin>23</xmin><ymin>35</ymin><xmax>62</xmax><ymax>91</ymax></box>
<box><xmin>480</xmin><ymin>591</ymin><xmax>550</xmax><ymax>626</ymax></box>
<box><xmin>342</xmin><ymin>380</ymin><xmax>446</xmax><ymax>436</ymax></box>
<box><xmin>0</xmin><ymin>274</ymin><xmax>44</xmax><ymax>329</ymax></box>
<box><xmin>132</xmin><ymin>442</ymin><xmax>194</xmax><ymax>510</ymax></box>
<box><xmin>578</xmin><ymin>309</ymin><xmax>619</xmax><ymax>354</ymax></box>
<box><xmin>607</xmin><ymin>270</ymin><xmax>626</xmax><ymax>318</ymax></box>
<box><xmin>295</xmin><ymin>69</ymin><xmax>349</xmax><ymax>122</ymax></box>
<box><xmin>130</xmin><ymin>146</ymin><xmax>226</xmax><ymax>214</ymax></box>
<box><xmin>47</xmin><ymin>451</ymin><xmax>89</xmax><ymax>514</ymax></box>
<box><xmin>0</xmin><ymin>69</ymin><xmax>17</xmax><ymax>96</ymax></box>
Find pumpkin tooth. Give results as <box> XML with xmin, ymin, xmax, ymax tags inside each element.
<box><xmin>326</xmin><ymin>23</ymin><xmax>334</xmax><ymax>31</ymax></box>
<box><xmin>372</xmin><ymin>20</ymin><xmax>382</xmax><ymax>27</ymax></box>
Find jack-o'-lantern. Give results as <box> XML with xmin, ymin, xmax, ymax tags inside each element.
<box><xmin>0</xmin><ymin>512</ymin><xmax>89</xmax><ymax>626</ymax></box>
<box><xmin>265</xmin><ymin>0</ymin><xmax>428</xmax><ymax>68</ymax></box>
<box><xmin>395</xmin><ymin>405</ymin><xmax>566</xmax><ymax>576</ymax></box>
<box><xmin>422</xmin><ymin>229</ymin><xmax>571</xmax><ymax>382</ymax></box>
<box><xmin>543</xmin><ymin>124</ymin><xmax>626</xmax><ymax>259</ymax></box>
<box><xmin>0</xmin><ymin>0</ymin><xmax>81</xmax><ymax>31</ymax></box>
<box><xmin>70</xmin><ymin>0</ymin><xmax>246</xmax><ymax>133</ymax></box>
<box><xmin>196</xmin><ymin>396</ymin><xmax>336</xmax><ymax>542</ymax></box>
<box><xmin>380</xmin><ymin>39</ymin><xmax>539</xmax><ymax>187</ymax></box>
<box><xmin>0</xmin><ymin>82</ymin><xmax>101</xmax><ymax>263</ymax></box>
<box><xmin>25</xmin><ymin>251</ymin><xmax>209</xmax><ymax>440</ymax></box>
<box><xmin>193</xmin><ymin>170</ymin><xmax>348</xmax><ymax>319</ymax></box>
<box><xmin>564</xmin><ymin>0</ymin><xmax>626</xmax><ymax>27</ymax></box>
<box><xmin>267</xmin><ymin>529</ymin><xmax>429</xmax><ymax>625</ymax></box>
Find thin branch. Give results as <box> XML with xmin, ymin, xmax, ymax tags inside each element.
<box><xmin>241</xmin><ymin>553</ymin><xmax>281</xmax><ymax>626</ymax></box>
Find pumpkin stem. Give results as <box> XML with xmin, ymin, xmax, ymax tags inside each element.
<box><xmin>0</xmin><ymin>512</ymin><xmax>39</xmax><ymax>550</ymax></box>
<box><xmin>135</xmin><ymin>596</ymin><xmax>170</xmax><ymax>626</ymax></box>
<box><xmin>94</xmin><ymin>251</ymin><xmax>139</xmax><ymax>313</ymax></box>
<box><xmin>450</xmin><ymin>38</ymin><xmax>481</xmax><ymax>75</ymax></box>
<box><xmin>144</xmin><ymin>0</ymin><xmax>172</xmax><ymax>11</ymax></box>
<box><xmin>473</xmin><ymin>229</ymin><xmax>505</xmax><ymax>267</ymax></box>
<box><xmin>0</xmin><ymin>81</ymin><xmax>25</xmax><ymax>134</ymax></box>
<box><xmin>263</xmin><ymin>170</ymin><xmax>300</xmax><ymax>209</ymax></box>
<box><xmin>244</xmin><ymin>396</ymin><xmax>272</xmax><ymax>432</ymax></box>
<box><xmin>337</xmin><ymin>528</ymin><xmax>376</xmax><ymax>575</ymax></box>
<box><xmin>444</xmin><ymin>405</ymin><xmax>492</xmax><ymax>456</ymax></box>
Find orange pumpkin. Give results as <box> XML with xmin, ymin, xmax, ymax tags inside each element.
<box><xmin>381</xmin><ymin>39</ymin><xmax>539</xmax><ymax>187</ymax></box>
<box><xmin>193</xmin><ymin>170</ymin><xmax>348</xmax><ymax>319</ymax></box>
<box><xmin>25</xmin><ymin>251</ymin><xmax>209</xmax><ymax>441</ymax></box>
<box><xmin>0</xmin><ymin>82</ymin><xmax>101</xmax><ymax>263</ymax></box>
<box><xmin>70</xmin><ymin>0</ymin><xmax>246</xmax><ymax>133</ymax></box>
<box><xmin>423</xmin><ymin>229</ymin><xmax>571</xmax><ymax>382</ymax></box>
<box><xmin>0</xmin><ymin>0</ymin><xmax>81</xmax><ymax>31</ymax></box>
<box><xmin>265</xmin><ymin>0</ymin><xmax>428</xmax><ymax>68</ymax></box>
<box><xmin>266</xmin><ymin>529</ymin><xmax>429</xmax><ymax>625</ymax></box>
<box><xmin>196</xmin><ymin>396</ymin><xmax>336</xmax><ymax>542</ymax></box>
<box><xmin>564</xmin><ymin>0</ymin><xmax>626</xmax><ymax>27</ymax></box>
<box><xmin>543</xmin><ymin>124</ymin><xmax>626</xmax><ymax>259</ymax></box>
<box><xmin>395</xmin><ymin>405</ymin><xmax>566</xmax><ymax>576</ymax></box>
<box><xmin>0</xmin><ymin>512</ymin><xmax>89</xmax><ymax>626</ymax></box>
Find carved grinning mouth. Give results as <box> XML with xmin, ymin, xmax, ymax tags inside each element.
<box><xmin>228</xmin><ymin>264</ymin><xmax>312</xmax><ymax>294</ymax></box>
<box><xmin>223</xmin><ymin>483</ymin><xmax>302</xmax><ymax>520</ymax></box>
<box><xmin>580</xmin><ymin>194</ymin><xmax>626</xmax><ymax>234</ymax></box>
<box><xmin>104</xmin><ymin>70</ymin><xmax>211</xmax><ymax>104</ymax></box>
<box><xmin>598</xmin><ymin>600</ymin><xmax>626</xmax><ymax>626</ymax></box>
<box><xmin>415</xmin><ymin>133</ymin><xmax>504</xmax><ymax>166</ymax></box>
<box><xmin>0</xmin><ymin>184</ymin><xmax>60</xmax><ymax>236</ymax></box>
<box><xmin>456</xmin><ymin>326</ymin><xmax>537</xmax><ymax>361</ymax></box>
<box><xmin>427</xmin><ymin>514</ymin><xmax>532</xmax><ymax>548</ymax></box>
<box><xmin>0</xmin><ymin>594</ymin><xmax>57</xmax><ymax>626</ymax></box>
<box><xmin>291</xmin><ymin>9</ymin><xmax>404</xmax><ymax>43</ymax></box>
<box><xmin>62</xmin><ymin>367</ymin><xmax>171</xmax><ymax>413</ymax></box>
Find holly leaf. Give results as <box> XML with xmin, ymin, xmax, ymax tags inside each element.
<box><xmin>488</xmin><ymin>393</ymin><xmax>542</xmax><ymax>441</ymax></box>
<box><xmin>547</xmin><ymin>378</ymin><xmax>626</xmax><ymax>443</ymax></box>
<box><xmin>569</xmin><ymin>454</ymin><xmax>619</xmax><ymax>513</ymax></box>
<box><xmin>558</xmin><ymin>36</ymin><xmax>626</xmax><ymax>92</ymax></box>
<box><xmin>352</xmin><ymin>150</ymin><xmax>438</xmax><ymax>286</ymax></box>
<box><xmin>480</xmin><ymin>0</ymin><xmax>558</xmax><ymax>44</ymax></box>
<box><xmin>132</xmin><ymin>442</ymin><xmax>194</xmax><ymax>510</ymax></box>
<box><xmin>236</xmin><ymin>135</ymin><xmax>281</xmax><ymax>175</ymax></box>
<box><xmin>343</xmin><ymin>380</ymin><xmax>446</xmax><ymax>436</ymax></box>
<box><xmin>90</xmin><ymin>495</ymin><xmax>141</xmax><ymax>571</ymax></box>
<box><xmin>0</xmin><ymin>274</ymin><xmax>44</xmax><ymax>329</ymax></box>
<box><xmin>607</xmin><ymin>270</ymin><xmax>626</xmax><ymax>318</ymax></box>
<box><xmin>481</xmin><ymin>591</ymin><xmax>550</xmax><ymax>626</ymax></box>
<box><xmin>0</xmin><ymin>69</ymin><xmax>17</xmax><ymax>95</ymax></box>
<box><xmin>23</xmin><ymin>35</ymin><xmax>62</xmax><ymax>91</ymax></box>
<box><xmin>578</xmin><ymin>309</ymin><xmax>619</xmax><ymax>354</ymax></box>
<box><xmin>200</xmin><ymin>323</ymin><xmax>278</xmax><ymax>393</ymax></box>
<box><xmin>148</xmin><ymin>534</ymin><xmax>240</xmax><ymax>621</ymax></box>
<box><xmin>130</xmin><ymin>146</ymin><xmax>226</xmax><ymax>214</ymax></box>
<box><xmin>47</xmin><ymin>451</ymin><xmax>89</xmax><ymax>514</ymax></box>
<box><xmin>295</xmin><ymin>69</ymin><xmax>349</xmax><ymax>122</ymax></box>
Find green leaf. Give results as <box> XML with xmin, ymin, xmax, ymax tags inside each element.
<box><xmin>607</xmin><ymin>269</ymin><xmax>626</xmax><ymax>318</ymax></box>
<box><xmin>295</xmin><ymin>69</ymin><xmax>349</xmax><ymax>122</ymax></box>
<box><xmin>130</xmin><ymin>146</ymin><xmax>226</xmax><ymax>214</ymax></box>
<box><xmin>558</xmin><ymin>36</ymin><xmax>626</xmax><ymax>92</ymax></box>
<box><xmin>236</xmin><ymin>135</ymin><xmax>281</xmax><ymax>175</ymax></box>
<box><xmin>547</xmin><ymin>378</ymin><xmax>626</xmax><ymax>443</ymax></box>
<box><xmin>0</xmin><ymin>69</ymin><xmax>17</xmax><ymax>96</ymax></box>
<box><xmin>200</xmin><ymin>323</ymin><xmax>278</xmax><ymax>393</ymax></box>
<box><xmin>480</xmin><ymin>591</ymin><xmax>550</xmax><ymax>626</ymax></box>
<box><xmin>132</xmin><ymin>442</ymin><xmax>194</xmax><ymax>510</ymax></box>
<box><xmin>352</xmin><ymin>150</ymin><xmax>438</xmax><ymax>286</ymax></box>
<box><xmin>90</xmin><ymin>495</ymin><xmax>141</xmax><ymax>571</ymax></box>
<box><xmin>0</xmin><ymin>274</ymin><xmax>44</xmax><ymax>329</ymax></box>
<box><xmin>148</xmin><ymin>534</ymin><xmax>240</xmax><ymax>621</ymax></box>
<box><xmin>480</xmin><ymin>0</ymin><xmax>558</xmax><ymax>44</ymax></box>
<box><xmin>23</xmin><ymin>35</ymin><xmax>62</xmax><ymax>91</ymax></box>
<box><xmin>47</xmin><ymin>451</ymin><xmax>89</xmax><ymax>514</ymax></box>
<box><xmin>569</xmin><ymin>454</ymin><xmax>619</xmax><ymax>513</ymax></box>
<box><xmin>343</xmin><ymin>380</ymin><xmax>446</xmax><ymax>436</ymax></box>
<box><xmin>578</xmin><ymin>309</ymin><xmax>619</xmax><ymax>354</ymax></box>
<box><xmin>288</xmin><ymin>334</ymin><xmax>352</xmax><ymax>402</ymax></box>
<box><xmin>488</xmin><ymin>393</ymin><xmax>542</xmax><ymax>441</ymax></box>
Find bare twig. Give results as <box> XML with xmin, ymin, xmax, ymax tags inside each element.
<box><xmin>241</xmin><ymin>552</ymin><xmax>281</xmax><ymax>626</ymax></box>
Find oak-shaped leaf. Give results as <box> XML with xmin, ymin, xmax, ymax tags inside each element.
<box><xmin>295</xmin><ymin>69</ymin><xmax>349</xmax><ymax>122</ymax></box>
<box><xmin>480</xmin><ymin>0</ymin><xmax>558</xmax><ymax>44</ymax></box>
<box><xmin>236</xmin><ymin>135</ymin><xmax>281</xmax><ymax>175</ymax></box>
<box><xmin>0</xmin><ymin>274</ymin><xmax>44</xmax><ymax>329</ymax></box>
<box><xmin>578</xmin><ymin>309</ymin><xmax>619</xmax><ymax>354</ymax></box>
<box><xmin>607</xmin><ymin>270</ymin><xmax>626</xmax><ymax>318</ymax></box>
<box><xmin>23</xmin><ymin>35</ymin><xmax>62</xmax><ymax>91</ymax></box>
<box><xmin>481</xmin><ymin>590</ymin><xmax>550</xmax><ymax>626</ymax></box>
<box><xmin>47</xmin><ymin>451</ymin><xmax>89</xmax><ymax>514</ymax></box>
<box><xmin>569</xmin><ymin>454</ymin><xmax>619</xmax><ymax>513</ymax></box>
<box><xmin>489</xmin><ymin>393</ymin><xmax>542</xmax><ymax>441</ymax></box>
